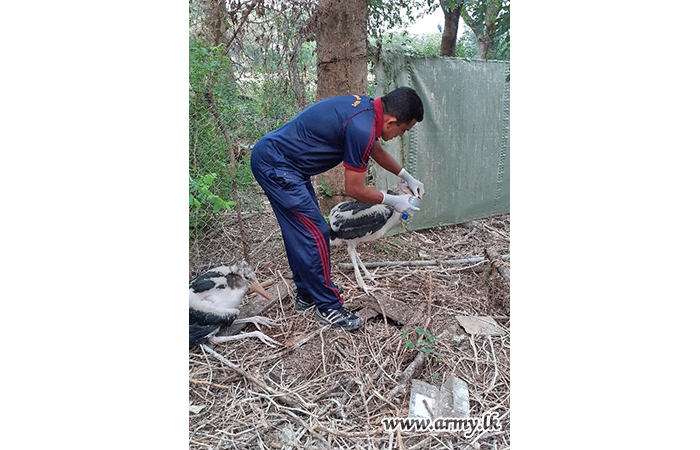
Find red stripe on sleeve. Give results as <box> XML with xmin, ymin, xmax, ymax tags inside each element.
<box><xmin>343</xmin><ymin>162</ymin><xmax>367</xmax><ymax>173</ymax></box>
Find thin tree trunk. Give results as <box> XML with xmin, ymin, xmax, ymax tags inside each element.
<box><xmin>477</xmin><ymin>33</ymin><xmax>492</xmax><ymax>59</ymax></box>
<box><xmin>480</xmin><ymin>1</ymin><xmax>498</xmax><ymax>59</ymax></box>
<box><xmin>440</xmin><ymin>2</ymin><xmax>463</xmax><ymax>57</ymax></box>
<box><xmin>204</xmin><ymin>91</ymin><xmax>250</xmax><ymax>263</ymax></box>
<box><xmin>290</xmin><ymin>33</ymin><xmax>307</xmax><ymax>110</ymax></box>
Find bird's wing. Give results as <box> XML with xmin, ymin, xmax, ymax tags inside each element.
<box><xmin>332</xmin><ymin>200</ymin><xmax>377</xmax><ymax>216</ymax></box>
<box><xmin>189</xmin><ymin>306</ymin><xmax>236</xmax><ymax>347</ymax></box>
<box><xmin>189</xmin><ymin>268</ymin><xmax>228</xmax><ymax>292</ymax></box>
<box><xmin>329</xmin><ymin>202</ymin><xmax>395</xmax><ymax>241</ymax></box>
<box><xmin>189</xmin><ymin>307</ymin><xmax>236</xmax><ymax>326</ymax></box>
<box><xmin>189</xmin><ymin>323</ymin><xmax>221</xmax><ymax>348</ymax></box>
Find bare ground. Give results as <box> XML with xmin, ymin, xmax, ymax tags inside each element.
<box><xmin>189</xmin><ymin>194</ymin><xmax>510</xmax><ymax>450</ymax></box>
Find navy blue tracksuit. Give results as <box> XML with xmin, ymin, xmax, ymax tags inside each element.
<box><xmin>251</xmin><ymin>95</ymin><xmax>383</xmax><ymax>310</ymax></box>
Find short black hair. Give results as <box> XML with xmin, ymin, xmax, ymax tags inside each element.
<box><xmin>381</xmin><ymin>87</ymin><xmax>424</xmax><ymax>125</ymax></box>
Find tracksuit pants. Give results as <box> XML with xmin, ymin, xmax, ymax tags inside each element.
<box><xmin>251</xmin><ymin>143</ymin><xmax>344</xmax><ymax>310</ymax></box>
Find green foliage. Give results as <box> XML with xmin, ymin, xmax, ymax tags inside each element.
<box><xmin>402</xmin><ymin>326</ymin><xmax>441</xmax><ymax>384</ymax></box>
<box><xmin>233</xmin><ymin>158</ymin><xmax>256</xmax><ymax>194</ymax></box>
<box><xmin>189</xmin><ymin>37</ymin><xmax>305</xmax><ymax>238</ymax></box>
<box><xmin>189</xmin><ymin>173</ymin><xmax>236</xmax><ymax>212</ymax></box>
<box><xmin>406</xmin><ymin>32</ymin><xmax>442</xmax><ymax>56</ymax></box>
<box><xmin>368</xmin><ymin>0</ymin><xmax>433</xmax><ymax>41</ymax></box>
<box><xmin>460</xmin><ymin>0</ymin><xmax>510</xmax><ymax>60</ymax></box>
<box><xmin>189</xmin><ymin>39</ymin><xmax>232</xmax><ymax>93</ymax></box>
<box><xmin>372</xmin><ymin>30</ymin><xmax>477</xmax><ymax>58</ymax></box>
<box><xmin>489</xmin><ymin>32</ymin><xmax>509</xmax><ymax>61</ymax></box>
<box><xmin>248</xmin><ymin>72</ymin><xmax>302</xmax><ymax>132</ymax></box>
<box><xmin>402</xmin><ymin>326</ymin><xmax>439</xmax><ymax>360</ymax></box>
<box><xmin>189</xmin><ymin>39</ymin><xmax>240</xmax><ymax>203</ymax></box>
<box><xmin>456</xmin><ymin>31</ymin><xmax>479</xmax><ymax>58</ymax></box>
<box><xmin>189</xmin><ymin>174</ymin><xmax>236</xmax><ymax>236</ymax></box>
<box><xmin>232</xmin><ymin>158</ymin><xmax>267</xmax><ymax>213</ymax></box>
<box><xmin>317</xmin><ymin>179</ymin><xmax>333</xmax><ymax>197</ymax></box>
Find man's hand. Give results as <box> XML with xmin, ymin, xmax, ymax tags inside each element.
<box><xmin>398</xmin><ymin>168</ymin><xmax>424</xmax><ymax>198</ymax></box>
<box><xmin>382</xmin><ymin>193</ymin><xmax>420</xmax><ymax>214</ymax></box>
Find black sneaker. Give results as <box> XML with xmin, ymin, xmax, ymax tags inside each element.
<box><xmin>295</xmin><ymin>294</ymin><xmax>315</xmax><ymax>311</ymax></box>
<box><xmin>294</xmin><ymin>287</ymin><xmax>344</xmax><ymax>312</ymax></box>
<box><xmin>315</xmin><ymin>306</ymin><xmax>363</xmax><ymax>331</ymax></box>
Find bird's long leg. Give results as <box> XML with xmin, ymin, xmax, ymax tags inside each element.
<box><xmin>231</xmin><ymin>316</ymin><xmax>278</xmax><ymax>331</ymax></box>
<box><xmin>209</xmin><ymin>331</ymin><xmax>281</xmax><ymax>348</ymax></box>
<box><xmin>354</xmin><ymin>247</ymin><xmax>376</xmax><ymax>283</ymax></box>
<box><xmin>347</xmin><ymin>242</ymin><xmax>369</xmax><ymax>293</ymax></box>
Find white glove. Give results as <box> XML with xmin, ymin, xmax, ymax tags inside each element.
<box><xmin>382</xmin><ymin>193</ymin><xmax>420</xmax><ymax>214</ymax></box>
<box><xmin>398</xmin><ymin>168</ymin><xmax>424</xmax><ymax>198</ymax></box>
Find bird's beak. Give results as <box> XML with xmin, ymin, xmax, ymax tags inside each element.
<box><xmin>249</xmin><ymin>280</ymin><xmax>271</xmax><ymax>301</ymax></box>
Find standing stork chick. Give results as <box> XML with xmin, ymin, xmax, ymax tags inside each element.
<box><xmin>189</xmin><ymin>261</ymin><xmax>280</xmax><ymax>348</ymax></box>
<box><xmin>329</xmin><ymin>180</ymin><xmax>415</xmax><ymax>293</ymax></box>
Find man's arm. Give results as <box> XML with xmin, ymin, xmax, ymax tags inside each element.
<box><xmin>344</xmin><ymin>169</ymin><xmax>418</xmax><ymax>213</ymax></box>
<box><xmin>369</xmin><ymin>140</ymin><xmax>401</xmax><ymax>176</ymax></box>
<box><xmin>344</xmin><ymin>169</ymin><xmax>383</xmax><ymax>204</ymax></box>
<box><xmin>342</xmin><ymin>139</ymin><xmax>394</xmax><ymax>203</ymax></box>
<box><xmin>370</xmin><ymin>140</ymin><xmax>425</xmax><ymax>198</ymax></box>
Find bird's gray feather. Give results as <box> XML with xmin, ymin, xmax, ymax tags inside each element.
<box><xmin>329</xmin><ymin>202</ymin><xmax>396</xmax><ymax>241</ymax></box>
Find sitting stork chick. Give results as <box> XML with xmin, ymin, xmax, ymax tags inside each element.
<box><xmin>329</xmin><ymin>180</ymin><xmax>414</xmax><ymax>293</ymax></box>
<box><xmin>189</xmin><ymin>261</ymin><xmax>280</xmax><ymax>348</ymax></box>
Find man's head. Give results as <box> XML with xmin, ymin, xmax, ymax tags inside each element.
<box><xmin>380</xmin><ymin>87</ymin><xmax>424</xmax><ymax>141</ymax></box>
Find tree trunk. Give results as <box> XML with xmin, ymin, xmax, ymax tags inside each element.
<box><xmin>477</xmin><ymin>33</ymin><xmax>492</xmax><ymax>60</ymax></box>
<box><xmin>201</xmin><ymin>0</ymin><xmax>228</xmax><ymax>46</ymax></box>
<box><xmin>314</xmin><ymin>0</ymin><xmax>368</xmax><ymax>214</ymax></box>
<box><xmin>461</xmin><ymin>0</ymin><xmax>503</xmax><ymax>60</ymax></box>
<box><xmin>439</xmin><ymin>1</ymin><xmax>464</xmax><ymax>57</ymax></box>
<box><xmin>481</xmin><ymin>1</ymin><xmax>499</xmax><ymax>60</ymax></box>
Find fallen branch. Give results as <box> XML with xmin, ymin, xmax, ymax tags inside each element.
<box><xmin>486</xmin><ymin>247</ymin><xmax>510</xmax><ymax>283</ymax></box>
<box><xmin>424</xmin><ymin>272</ymin><xmax>433</xmax><ymax>330</ymax></box>
<box><xmin>188</xmin><ymin>378</ymin><xmax>228</xmax><ymax>389</ymax></box>
<box><xmin>386</xmin><ymin>325</ymin><xmax>460</xmax><ymax>402</ymax></box>
<box><xmin>386</xmin><ymin>352</ymin><xmax>426</xmax><ymax>401</ymax></box>
<box><xmin>338</xmin><ymin>255</ymin><xmax>510</xmax><ymax>270</ymax></box>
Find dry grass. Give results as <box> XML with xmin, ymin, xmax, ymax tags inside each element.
<box><xmin>189</xmin><ymin>197</ymin><xmax>510</xmax><ymax>449</ymax></box>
